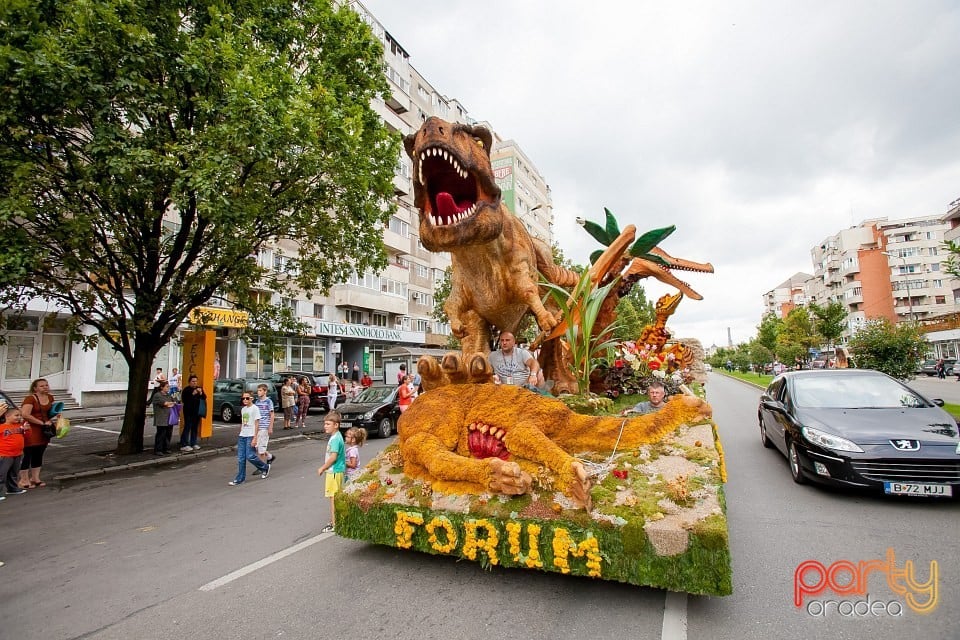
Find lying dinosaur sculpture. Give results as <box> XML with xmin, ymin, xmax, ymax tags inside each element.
<box><xmin>398</xmin><ymin>373</ymin><xmax>713</xmax><ymax>509</ymax></box>
<box><xmin>403</xmin><ymin>117</ymin><xmax>578</xmax><ymax>355</ymax></box>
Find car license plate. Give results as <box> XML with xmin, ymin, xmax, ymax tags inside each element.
<box><xmin>340</xmin><ymin>422</ymin><xmax>352</xmax><ymax>428</ymax></box>
<box><xmin>884</xmin><ymin>482</ymin><xmax>953</xmax><ymax>497</ymax></box>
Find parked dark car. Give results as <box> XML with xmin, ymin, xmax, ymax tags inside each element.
<box><xmin>213</xmin><ymin>378</ymin><xmax>279</xmax><ymax>422</ymax></box>
<box><xmin>758</xmin><ymin>369</ymin><xmax>960</xmax><ymax>497</ymax></box>
<box><xmin>919</xmin><ymin>358</ymin><xmax>956</xmax><ymax>376</ymax></box>
<box><xmin>270</xmin><ymin>371</ymin><xmax>346</xmax><ymax>411</ymax></box>
<box><xmin>337</xmin><ymin>385</ymin><xmax>401</xmax><ymax>439</ymax></box>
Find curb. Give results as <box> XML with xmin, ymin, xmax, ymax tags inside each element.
<box><xmin>53</xmin><ymin>431</ymin><xmax>327</xmax><ymax>484</ymax></box>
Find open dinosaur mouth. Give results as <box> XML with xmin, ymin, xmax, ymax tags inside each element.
<box><xmin>467</xmin><ymin>421</ymin><xmax>510</xmax><ymax>460</ymax></box>
<box><xmin>418</xmin><ymin>146</ymin><xmax>482</xmax><ymax>226</ymax></box>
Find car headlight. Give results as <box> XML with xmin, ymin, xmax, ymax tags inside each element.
<box><xmin>363</xmin><ymin>410</ymin><xmax>376</xmax><ymax>420</ymax></box>
<box><xmin>801</xmin><ymin>426</ymin><xmax>864</xmax><ymax>453</ymax></box>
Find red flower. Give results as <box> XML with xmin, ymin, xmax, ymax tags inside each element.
<box><xmin>648</xmin><ymin>359</ymin><xmax>661</xmax><ymax>370</ymax></box>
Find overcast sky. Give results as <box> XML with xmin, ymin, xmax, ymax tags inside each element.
<box><xmin>360</xmin><ymin>0</ymin><xmax>960</xmax><ymax>348</ymax></box>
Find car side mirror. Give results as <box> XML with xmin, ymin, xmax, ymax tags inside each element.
<box><xmin>761</xmin><ymin>398</ymin><xmax>785</xmax><ymax>412</ymax></box>
<box><xmin>932</xmin><ymin>398</ymin><xmax>945</xmax><ymax>407</ymax></box>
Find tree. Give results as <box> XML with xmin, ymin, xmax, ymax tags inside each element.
<box><xmin>808</xmin><ymin>301</ymin><xmax>847</xmax><ymax>347</ymax></box>
<box><xmin>748</xmin><ymin>339</ymin><xmax>774</xmax><ymax>373</ymax></box>
<box><xmin>613</xmin><ymin>285</ymin><xmax>655</xmax><ymax>341</ymax></box>
<box><xmin>430</xmin><ymin>267</ymin><xmax>461</xmax><ymax>349</ymax></box>
<box><xmin>0</xmin><ymin>1</ymin><xmax>400</xmax><ymax>453</ymax></box>
<box><xmin>848</xmin><ymin>318</ymin><xmax>927</xmax><ymax>380</ymax></box>
<box><xmin>776</xmin><ymin>308</ymin><xmax>818</xmax><ymax>366</ymax></box>
<box><xmin>756</xmin><ymin>313</ymin><xmax>783</xmax><ymax>354</ymax></box>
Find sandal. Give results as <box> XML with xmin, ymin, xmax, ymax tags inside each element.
<box><xmin>35</xmin><ymin>481</ymin><xmax>46</xmax><ymax>488</ymax></box>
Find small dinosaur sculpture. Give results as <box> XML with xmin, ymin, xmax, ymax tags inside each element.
<box><xmin>399</xmin><ymin>370</ymin><xmax>713</xmax><ymax>509</ymax></box>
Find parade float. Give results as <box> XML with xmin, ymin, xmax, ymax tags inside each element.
<box><xmin>335</xmin><ymin>118</ymin><xmax>731</xmax><ymax>596</ymax></box>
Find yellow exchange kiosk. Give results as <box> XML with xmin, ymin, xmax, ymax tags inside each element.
<box><xmin>181</xmin><ymin>330</ymin><xmax>215</xmax><ymax>439</ymax></box>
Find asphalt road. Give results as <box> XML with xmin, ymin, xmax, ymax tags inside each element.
<box><xmin>1</xmin><ymin>375</ymin><xmax>957</xmax><ymax>640</ymax></box>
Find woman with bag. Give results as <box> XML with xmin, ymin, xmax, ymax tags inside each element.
<box><xmin>151</xmin><ymin>381</ymin><xmax>176</xmax><ymax>456</ymax></box>
<box><xmin>19</xmin><ymin>378</ymin><xmax>55</xmax><ymax>489</ymax></box>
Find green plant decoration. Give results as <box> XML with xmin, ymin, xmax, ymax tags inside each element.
<box><xmin>579</xmin><ymin>207</ymin><xmax>674</xmax><ymax>267</ymax></box>
<box><xmin>541</xmin><ymin>268</ymin><xmax>621</xmax><ymax>396</ymax></box>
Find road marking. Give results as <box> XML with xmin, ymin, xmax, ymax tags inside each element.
<box><xmin>661</xmin><ymin>591</ymin><xmax>687</xmax><ymax>640</ymax></box>
<box><xmin>198</xmin><ymin>532</ymin><xmax>331</xmax><ymax>591</ymax></box>
<box><xmin>69</xmin><ymin>424</ymin><xmax>119</xmax><ymax>434</ymax></box>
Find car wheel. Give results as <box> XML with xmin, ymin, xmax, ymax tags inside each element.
<box><xmin>221</xmin><ymin>404</ymin><xmax>234</xmax><ymax>423</ymax></box>
<box><xmin>788</xmin><ymin>440</ymin><xmax>806</xmax><ymax>484</ymax></box>
<box><xmin>377</xmin><ymin>417</ymin><xmax>393</xmax><ymax>439</ymax></box>
<box><xmin>759</xmin><ymin>414</ymin><xmax>773</xmax><ymax>449</ymax></box>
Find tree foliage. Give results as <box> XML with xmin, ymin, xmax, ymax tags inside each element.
<box><xmin>756</xmin><ymin>312</ymin><xmax>783</xmax><ymax>353</ymax></box>
<box><xmin>776</xmin><ymin>307</ymin><xmax>818</xmax><ymax>365</ymax></box>
<box><xmin>613</xmin><ymin>285</ymin><xmax>655</xmax><ymax>341</ymax></box>
<box><xmin>0</xmin><ymin>0</ymin><xmax>400</xmax><ymax>453</ymax></box>
<box><xmin>808</xmin><ymin>301</ymin><xmax>847</xmax><ymax>346</ymax></box>
<box><xmin>847</xmin><ymin>318</ymin><xmax>927</xmax><ymax>380</ymax></box>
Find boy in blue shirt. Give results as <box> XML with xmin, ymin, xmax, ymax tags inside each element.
<box><xmin>317</xmin><ymin>411</ymin><xmax>345</xmax><ymax>533</ymax></box>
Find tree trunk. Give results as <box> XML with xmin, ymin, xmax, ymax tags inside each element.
<box><xmin>116</xmin><ymin>343</ymin><xmax>162</xmax><ymax>455</ymax></box>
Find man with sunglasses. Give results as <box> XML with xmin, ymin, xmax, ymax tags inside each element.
<box><xmin>228</xmin><ymin>392</ymin><xmax>270</xmax><ymax>486</ymax></box>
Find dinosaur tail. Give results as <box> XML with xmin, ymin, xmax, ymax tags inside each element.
<box><xmin>534</xmin><ymin>239</ymin><xmax>579</xmax><ymax>287</ymax></box>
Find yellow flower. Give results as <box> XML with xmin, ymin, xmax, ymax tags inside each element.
<box><xmin>426</xmin><ymin>516</ymin><xmax>458</xmax><ymax>554</ymax></box>
<box><xmin>394</xmin><ymin>511</ymin><xmax>424</xmax><ymax>549</ymax></box>
<box><xmin>463</xmin><ymin>519</ymin><xmax>500</xmax><ymax>565</ymax></box>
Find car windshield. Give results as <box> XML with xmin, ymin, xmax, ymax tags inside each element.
<box><xmin>792</xmin><ymin>374</ymin><xmax>929</xmax><ymax>409</ymax></box>
<box><xmin>355</xmin><ymin>387</ymin><xmax>393</xmax><ymax>403</ymax></box>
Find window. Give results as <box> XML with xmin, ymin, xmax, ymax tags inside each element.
<box><xmin>933</xmin><ymin>279</ymin><xmax>943</xmax><ymax>288</ymax></box>
<box><xmin>936</xmin><ymin>296</ymin><xmax>946</xmax><ymax>304</ymax></box>
<box><xmin>416</xmin><ymin>319</ymin><xmax>429</xmax><ymax>332</ymax></box>
<box><xmin>345</xmin><ymin>309</ymin><xmax>363</xmax><ymax>325</ymax></box>
<box><xmin>280</xmin><ymin>297</ymin><xmax>297</xmax><ymax>313</ymax></box>
<box><xmin>313</xmin><ymin>303</ymin><xmax>324</xmax><ymax>317</ymax></box>
<box><xmin>416</xmin><ymin>263</ymin><xmax>429</xmax><ymax>278</ymax></box>
<box><xmin>380</xmin><ymin>278</ymin><xmax>407</xmax><ymax>297</ymax></box>
<box><xmin>371</xmin><ymin>312</ymin><xmax>387</xmax><ymax>327</ymax></box>
<box><xmin>931</xmin><ymin>263</ymin><xmax>940</xmax><ymax>272</ymax></box>
<box><xmin>389</xmin><ymin>216</ymin><xmax>409</xmax><ymax>237</ymax></box>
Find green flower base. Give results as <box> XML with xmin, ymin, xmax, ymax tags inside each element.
<box><xmin>335</xmin><ymin>421</ymin><xmax>732</xmax><ymax>596</ymax></box>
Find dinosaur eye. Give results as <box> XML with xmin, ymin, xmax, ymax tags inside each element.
<box><xmin>474</xmin><ymin>137</ymin><xmax>484</xmax><ymax>149</ymax></box>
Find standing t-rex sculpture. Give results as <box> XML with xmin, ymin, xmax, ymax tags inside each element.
<box><xmin>403</xmin><ymin>117</ymin><xmax>578</xmax><ymax>356</ymax></box>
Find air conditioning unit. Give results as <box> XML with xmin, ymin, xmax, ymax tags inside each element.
<box><xmin>412</xmin><ymin>292</ymin><xmax>420</xmax><ymax>300</ymax></box>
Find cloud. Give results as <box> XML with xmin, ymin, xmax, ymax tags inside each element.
<box><xmin>361</xmin><ymin>0</ymin><xmax>960</xmax><ymax>348</ymax></box>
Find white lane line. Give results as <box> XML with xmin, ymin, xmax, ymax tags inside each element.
<box><xmin>661</xmin><ymin>591</ymin><xmax>687</xmax><ymax>640</ymax></box>
<box><xmin>199</xmin><ymin>533</ymin><xmax>330</xmax><ymax>591</ymax></box>
<box><xmin>68</xmin><ymin>424</ymin><xmax>119</xmax><ymax>434</ymax></box>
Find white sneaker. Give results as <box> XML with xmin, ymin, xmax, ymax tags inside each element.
<box><xmin>180</xmin><ymin>446</ymin><xmax>191</xmax><ymax>453</ymax></box>
<box><xmin>191</xmin><ymin>445</ymin><xmax>200</xmax><ymax>451</ymax></box>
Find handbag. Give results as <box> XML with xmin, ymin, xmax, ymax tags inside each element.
<box><xmin>42</xmin><ymin>423</ymin><xmax>58</xmax><ymax>439</ymax></box>
<box><xmin>198</xmin><ymin>397</ymin><xmax>207</xmax><ymax>418</ymax></box>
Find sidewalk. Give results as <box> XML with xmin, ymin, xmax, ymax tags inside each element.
<box><xmin>48</xmin><ymin>405</ymin><xmax>327</xmax><ymax>484</ymax></box>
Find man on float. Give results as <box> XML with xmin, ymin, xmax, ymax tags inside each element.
<box><xmin>488</xmin><ymin>331</ymin><xmax>540</xmax><ymax>388</ymax></box>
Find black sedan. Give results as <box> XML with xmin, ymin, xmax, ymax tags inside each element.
<box><xmin>337</xmin><ymin>385</ymin><xmax>401</xmax><ymax>439</ymax></box>
<box><xmin>758</xmin><ymin>369</ymin><xmax>960</xmax><ymax>497</ymax></box>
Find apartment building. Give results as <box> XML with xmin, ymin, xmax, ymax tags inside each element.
<box><xmin>762</xmin><ymin>272</ymin><xmax>813</xmax><ymax>319</ymax></box>
<box><xmin>922</xmin><ymin>197</ymin><xmax>960</xmax><ymax>359</ymax></box>
<box><xmin>0</xmin><ymin>2</ymin><xmax>554</xmax><ymax>403</ymax></box>
<box><xmin>764</xmin><ymin>215</ymin><xmax>951</xmax><ymax>348</ymax></box>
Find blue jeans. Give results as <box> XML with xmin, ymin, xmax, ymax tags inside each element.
<box><xmin>234</xmin><ymin>435</ymin><xmax>268</xmax><ymax>483</ymax></box>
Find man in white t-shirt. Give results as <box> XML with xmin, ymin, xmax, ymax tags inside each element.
<box><xmin>228</xmin><ymin>392</ymin><xmax>270</xmax><ymax>486</ymax></box>
<box><xmin>488</xmin><ymin>332</ymin><xmax>540</xmax><ymax>387</ymax></box>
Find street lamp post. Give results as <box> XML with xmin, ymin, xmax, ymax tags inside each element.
<box><xmin>882</xmin><ymin>251</ymin><xmax>916</xmax><ymax>322</ymax></box>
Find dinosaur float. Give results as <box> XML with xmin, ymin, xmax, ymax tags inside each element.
<box><xmin>336</xmin><ymin>119</ymin><xmax>731</xmax><ymax>595</ymax></box>
<box><xmin>636</xmin><ymin>292</ymin><xmax>696</xmax><ymax>374</ymax></box>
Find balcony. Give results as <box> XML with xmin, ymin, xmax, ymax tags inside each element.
<box><xmin>383</xmin><ymin>228</ymin><xmax>409</xmax><ymax>253</ymax></box>
<box><xmin>331</xmin><ymin>286</ymin><xmax>407</xmax><ymax>316</ymax></box>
